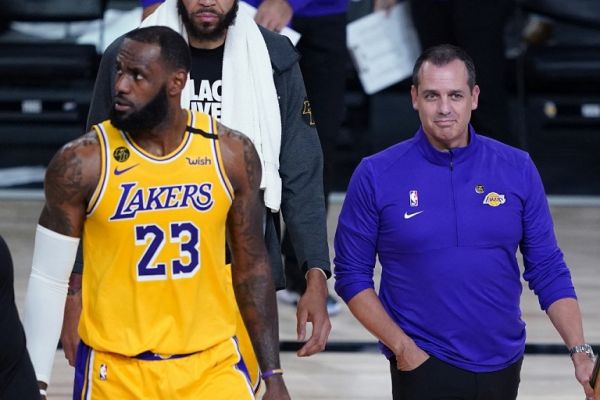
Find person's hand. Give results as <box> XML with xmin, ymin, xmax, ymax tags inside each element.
<box><xmin>254</xmin><ymin>0</ymin><xmax>293</xmax><ymax>33</ymax></box>
<box><xmin>572</xmin><ymin>353</ymin><xmax>598</xmax><ymax>400</ymax></box>
<box><xmin>395</xmin><ymin>340</ymin><xmax>429</xmax><ymax>371</ymax></box>
<box><xmin>373</xmin><ymin>0</ymin><xmax>397</xmax><ymax>13</ymax></box>
<box><xmin>295</xmin><ymin>269</ymin><xmax>331</xmax><ymax>357</ymax></box>
<box><xmin>38</xmin><ymin>381</ymin><xmax>47</xmax><ymax>400</ymax></box>
<box><xmin>60</xmin><ymin>273</ymin><xmax>82</xmax><ymax>366</ymax></box>
<box><xmin>262</xmin><ymin>375</ymin><xmax>291</xmax><ymax>400</ymax></box>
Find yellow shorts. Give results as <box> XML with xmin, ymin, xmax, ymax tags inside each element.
<box><xmin>224</xmin><ymin>265</ymin><xmax>262</xmax><ymax>394</ymax></box>
<box><xmin>74</xmin><ymin>338</ymin><xmax>254</xmax><ymax>399</ymax></box>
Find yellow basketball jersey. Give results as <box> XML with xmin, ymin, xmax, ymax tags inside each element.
<box><xmin>80</xmin><ymin>110</ymin><xmax>236</xmax><ymax>356</ymax></box>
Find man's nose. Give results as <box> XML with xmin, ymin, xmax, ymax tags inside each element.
<box><xmin>115</xmin><ymin>74</ymin><xmax>131</xmax><ymax>94</ymax></box>
<box><xmin>196</xmin><ymin>0</ymin><xmax>216</xmax><ymax>7</ymax></box>
<box><xmin>437</xmin><ymin>96</ymin><xmax>451</xmax><ymax>115</ymax></box>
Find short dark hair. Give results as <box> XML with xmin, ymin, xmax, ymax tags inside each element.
<box><xmin>123</xmin><ymin>26</ymin><xmax>191</xmax><ymax>73</ymax></box>
<box><xmin>412</xmin><ymin>44</ymin><xmax>476</xmax><ymax>90</ymax></box>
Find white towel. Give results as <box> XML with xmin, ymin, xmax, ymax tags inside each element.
<box><xmin>141</xmin><ymin>0</ymin><xmax>283</xmax><ymax>212</ymax></box>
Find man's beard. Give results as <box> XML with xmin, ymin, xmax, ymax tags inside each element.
<box><xmin>110</xmin><ymin>86</ymin><xmax>169</xmax><ymax>135</ymax></box>
<box><xmin>178</xmin><ymin>0</ymin><xmax>238</xmax><ymax>42</ymax></box>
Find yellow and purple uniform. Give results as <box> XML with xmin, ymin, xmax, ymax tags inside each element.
<box><xmin>74</xmin><ymin>110</ymin><xmax>254</xmax><ymax>399</ymax></box>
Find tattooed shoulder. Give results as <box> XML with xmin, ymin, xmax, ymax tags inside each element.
<box><xmin>77</xmin><ymin>130</ymin><xmax>100</xmax><ymax>147</ymax></box>
<box><xmin>217</xmin><ymin>122</ymin><xmax>248</xmax><ymax>144</ymax></box>
<box><xmin>217</xmin><ymin>122</ymin><xmax>261</xmax><ymax>189</ymax></box>
<box><xmin>45</xmin><ymin>131</ymin><xmax>100</xmax><ymax>207</ymax></box>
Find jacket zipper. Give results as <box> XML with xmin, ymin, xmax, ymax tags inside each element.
<box><xmin>449</xmin><ymin>150</ymin><xmax>458</xmax><ymax>246</ymax></box>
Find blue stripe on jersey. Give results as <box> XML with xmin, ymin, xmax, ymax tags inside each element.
<box><xmin>73</xmin><ymin>342</ymin><xmax>92</xmax><ymax>400</ymax></box>
<box><xmin>232</xmin><ymin>336</ymin><xmax>252</xmax><ymax>385</ymax></box>
<box><xmin>84</xmin><ymin>349</ymin><xmax>95</xmax><ymax>400</ymax></box>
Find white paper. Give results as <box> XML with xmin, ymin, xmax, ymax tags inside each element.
<box><xmin>347</xmin><ymin>3</ymin><xmax>420</xmax><ymax>94</ymax></box>
<box><xmin>239</xmin><ymin>1</ymin><xmax>301</xmax><ymax>46</ymax></box>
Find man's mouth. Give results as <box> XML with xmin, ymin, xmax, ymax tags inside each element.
<box><xmin>114</xmin><ymin>97</ymin><xmax>133</xmax><ymax>112</ymax></box>
<box><xmin>193</xmin><ymin>10</ymin><xmax>219</xmax><ymax>23</ymax></box>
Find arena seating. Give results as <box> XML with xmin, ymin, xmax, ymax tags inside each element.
<box><xmin>0</xmin><ymin>0</ymin><xmax>105</xmax><ymax>176</ymax></box>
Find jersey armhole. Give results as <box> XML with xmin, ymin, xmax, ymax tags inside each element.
<box><xmin>211</xmin><ymin>118</ymin><xmax>235</xmax><ymax>203</ymax></box>
<box><xmin>86</xmin><ymin>124</ymin><xmax>109</xmax><ymax>216</ymax></box>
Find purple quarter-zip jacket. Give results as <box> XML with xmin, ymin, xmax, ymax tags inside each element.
<box><xmin>334</xmin><ymin>126</ymin><xmax>576</xmax><ymax>372</ymax></box>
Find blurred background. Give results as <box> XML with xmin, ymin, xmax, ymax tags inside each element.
<box><xmin>1</xmin><ymin>0</ymin><xmax>599</xmax><ymax>195</ymax></box>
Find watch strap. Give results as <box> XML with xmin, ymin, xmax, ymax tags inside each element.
<box><xmin>569</xmin><ymin>344</ymin><xmax>595</xmax><ymax>359</ymax></box>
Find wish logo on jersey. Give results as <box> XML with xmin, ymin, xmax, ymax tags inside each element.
<box><xmin>186</xmin><ymin>156</ymin><xmax>212</xmax><ymax>166</ymax></box>
<box><xmin>110</xmin><ymin>182</ymin><xmax>214</xmax><ymax>220</ymax></box>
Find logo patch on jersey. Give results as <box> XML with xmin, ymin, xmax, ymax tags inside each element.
<box><xmin>409</xmin><ymin>190</ymin><xmax>419</xmax><ymax>207</ymax></box>
<box><xmin>99</xmin><ymin>363</ymin><xmax>107</xmax><ymax>381</ymax></box>
<box><xmin>186</xmin><ymin>156</ymin><xmax>212</xmax><ymax>166</ymax></box>
<box><xmin>114</xmin><ymin>163</ymin><xmax>139</xmax><ymax>176</ymax></box>
<box><xmin>302</xmin><ymin>98</ymin><xmax>315</xmax><ymax>127</ymax></box>
<box><xmin>110</xmin><ymin>182</ymin><xmax>215</xmax><ymax>220</ymax></box>
<box><xmin>483</xmin><ymin>192</ymin><xmax>506</xmax><ymax>207</ymax></box>
<box><xmin>404</xmin><ymin>211</ymin><xmax>424</xmax><ymax>219</ymax></box>
<box><xmin>113</xmin><ymin>147</ymin><xmax>130</xmax><ymax>162</ymax></box>
<box><xmin>475</xmin><ymin>184</ymin><xmax>484</xmax><ymax>194</ymax></box>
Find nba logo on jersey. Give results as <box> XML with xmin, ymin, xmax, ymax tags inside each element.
<box><xmin>409</xmin><ymin>190</ymin><xmax>419</xmax><ymax>207</ymax></box>
<box><xmin>99</xmin><ymin>364</ymin><xmax>108</xmax><ymax>381</ymax></box>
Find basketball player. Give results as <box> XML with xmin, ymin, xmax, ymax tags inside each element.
<box><xmin>22</xmin><ymin>26</ymin><xmax>290</xmax><ymax>399</ymax></box>
<box><xmin>61</xmin><ymin>0</ymin><xmax>333</xmax><ymax>393</ymax></box>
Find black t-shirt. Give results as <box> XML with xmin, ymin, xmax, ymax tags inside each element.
<box><xmin>189</xmin><ymin>44</ymin><xmax>224</xmax><ymax>120</ymax></box>
<box><xmin>0</xmin><ymin>235</ymin><xmax>27</xmax><ymax>391</ymax></box>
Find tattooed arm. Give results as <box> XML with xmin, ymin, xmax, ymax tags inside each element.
<box><xmin>23</xmin><ymin>132</ymin><xmax>100</xmax><ymax>394</ymax></box>
<box><xmin>39</xmin><ymin>131</ymin><xmax>100</xmax><ymax>235</ymax></box>
<box><xmin>218</xmin><ymin>123</ymin><xmax>290</xmax><ymax>400</ymax></box>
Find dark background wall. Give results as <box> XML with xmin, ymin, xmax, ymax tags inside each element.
<box><xmin>1</xmin><ymin>0</ymin><xmax>599</xmax><ymax>194</ymax></box>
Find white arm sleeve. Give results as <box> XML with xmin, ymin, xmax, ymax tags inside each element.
<box><xmin>23</xmin><ymin>224</ymin><xmax>80</xmax><ymax>384</ymax></box>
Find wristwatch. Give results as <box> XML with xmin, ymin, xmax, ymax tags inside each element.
<box><xmin>569</xmin><ymin>344</ymin><xmax>595</xmax><ymax>360</ymax></box>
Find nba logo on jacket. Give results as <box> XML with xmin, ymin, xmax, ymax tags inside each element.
<box><xmin>409</xmin><ymin>190</ymin><xmax>419</xmax><ymax>207</ymax></box>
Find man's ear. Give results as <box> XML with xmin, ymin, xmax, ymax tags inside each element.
<box><xmin>471</xmin><ymin>84</ymin><xmax>480</xmax><ymax>111</ymax></box>
<box><xmin>168</xmin><ymin>69</ymin><xmax>188</xmax><ymax>96</ymax></box>
<box><xmin>410</xmin><ymin>85</ymin><xmax>418</xmax><ymax>110</ymax></box>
